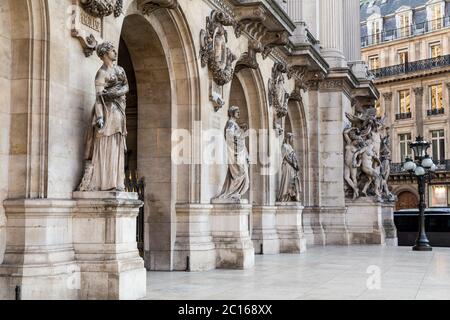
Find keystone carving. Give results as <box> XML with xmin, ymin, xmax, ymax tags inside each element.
<box><xmin>235</xmin><ymin>39</ymin><xmax>263</xmax><ymax>73</ymax></box>
<box><xmin>79</xmin><ymin>0</ymin><xmax>123</xmax><ymax>18</ymax></box>
<box><xmin>140</xmin><ymin>0</ymin><xmax>179</xmax><ymax>15</ymax></box>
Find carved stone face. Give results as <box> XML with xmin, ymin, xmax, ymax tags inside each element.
<box><xmin>106</xmin><ymin>47</ymin><xmax>117</xmax><ymax>62</ymax></box>
<box><xmin>234</xmin><ymin>109</ymin><xmax>240</xmax><ymax>119</ymax></box>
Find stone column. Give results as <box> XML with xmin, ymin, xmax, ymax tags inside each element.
<box><xmin>286</xmin><ymin>0</ymin><xmax>302</xmax><ymax>23</ymax></box>
<box><xmin>0</xmin><ymin>199</ymin><xmax>78</xmax><ymax>300</ymax></box>
<box><xmin>383</xmin><ymin>92</ymin><xmax>394</xmax><ymax>140</ymax></box>
<box><xmin>72</xmin><ymin>192</ymin><xmax>146</xmax><ymax>300</ymax></box>
<box><xmin>413</xmin><ymin>87</ymin><xmax>424</xmax><ymax>136</ymax></box>
<box><xmin>173</xmin><ymin>204</ymin><xmax>216</xmax><ymax>271</ymax></box>
<box><xmin>343</xmin><ymin>0</ymin><xmax>361</xmax><ymax>62</ymax></box>
<box><xmin>319</xmin><ymin>0</ymin><xmax>346</xmax><ymax>68</ymax></box>
<box><xmin>252</xmin><ymin>206</ymin><xmax>280</xmax><ymax>254</ymax></box>
<box><xmin>302</xmin><ymin>82</ymin><xmax>325</xmax><ymax>245</ymax></box>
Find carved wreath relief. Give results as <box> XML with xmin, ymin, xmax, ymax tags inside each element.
<box><xmin>200</xmin><ymin>10</ymin><xmax>237</xmax><ymax>87</ymax></box>
<box><xmin>80</xmin><ymin>0</ymin><xmax>123</xmax><ymax>18</ymax></box>
<box><xmin>269</xmin><ymin>62</ymin><xmax>289</xmax><ymax>135</ymax></box>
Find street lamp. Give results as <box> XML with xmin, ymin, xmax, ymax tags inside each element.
<box><xmin>402</xmin><ymin>136</ymin><xmax>434</xmax><ymax>251</ymax></box>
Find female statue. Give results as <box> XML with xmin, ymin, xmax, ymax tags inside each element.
<box><xmin>213</xmin><ymin>106</ymin><xmax>250</xmax><ymax>203</ymax></box>
<box><xmin>79</xmin><ymin>41</ymin><xmax>129</xmax><ymax>192</ymax></box>
<box><xmin>277</xmin><ymin>133</ymin><xmax>302</xmax><ymax>203</ymax></box>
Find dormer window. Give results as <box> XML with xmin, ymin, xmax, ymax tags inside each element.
<box><xmin>367</xmin><ymin>13</ymin><xmax>383</xmax><ymax>45</ymax></box>
<box><xmin>395</xmin><ymin>7</ymin><xmax>412</xmax><ymax>38</ymax></box>
<box><xmin>427</xmin><ymin>0</ymin><xmax>445</xmax><ymax>30</ymax></box>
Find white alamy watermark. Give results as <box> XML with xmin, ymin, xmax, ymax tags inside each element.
<box><xmin>366</xmin><ymin>265</ymin><xmax>382</xmax><ymax>290</ymax></box>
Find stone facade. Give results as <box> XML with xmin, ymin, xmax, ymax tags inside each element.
<box><xmin>0</xmin><ymin>0</ymin><xmax>380</xmax><ymax>299</ymax></box>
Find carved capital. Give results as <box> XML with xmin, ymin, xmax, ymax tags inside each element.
<box><xmin>382</xmin><ymin>92</ymin><xmax>393</xmax><ymax>101</ymax></box>
<box><xmin>413</xmin><ymin>87</ymin><xmax>424</xmax><ymax>97</ymax></box>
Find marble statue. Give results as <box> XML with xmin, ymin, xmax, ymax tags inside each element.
<box><xmin>213</xmin><ymin>106</ymin><xmax>250</xmax><ymax>203</ymax></box>
<box><xmin>277</xmin><ymin>133</ymin><xmax>302</xmax><ymax>203</ymax></box>
<box><xmin>78</xmin><ymin>41</ymin><xmax>129</xmax><ymax>192</ymax></box>
<box><xmin>344</xmin><ymin>106</ymin><xmax>391</xmax><ymax>202</ymax></box>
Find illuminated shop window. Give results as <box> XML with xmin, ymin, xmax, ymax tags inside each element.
<box><xmin>429</xmin><ymin>185</ymin><xmax>449</xmax><ymax>207</ymax></box>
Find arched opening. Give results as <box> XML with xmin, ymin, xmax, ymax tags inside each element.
<box><xmin>396</xmin><ymin>191</ymin><xmax>419</xmax><ymax>211</ymax></box>
<box><xmin>119</xmin><ymin>13</ymin><xmax>173</xmax><ymax>270</ymax></box>
<box><xmin>287</xmin><ymin>100</ymin><xmax>309</xmax><ymax>205</ymax></box>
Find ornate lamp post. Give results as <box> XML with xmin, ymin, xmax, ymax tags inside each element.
<box><xmin>402</xmin><ymin>136</ymin><xmax>437</xmax><ymax>251</ymax></box>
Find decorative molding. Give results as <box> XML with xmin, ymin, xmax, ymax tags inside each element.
<box><xmin>319</xmin><ymin>79</ymin><xmax>344</xmax><ymax>90</ymax></box>
<box><xmin>235</xmin><ymin>39</ymin><xmax>263</xmax><ymax>73</ymax></box>
<box><xmin>413</xmin><ymin>87</ymin><xmax>424</xmax><ymax>97</ymax></box>
<box><xmin>79</xmin><ymin>0</ymin><xmax>123</xmax><ymax>18</ymax></box>
<box><xmin>382</xmin><ymin>92</ymin><xmax>393</xmax><ymax>101</ymax></box>
<box><xmin>260</xmin><ymin>31</ymin><xmax>289</xmax><ymax>59</ymax></box>
<box><xmin>200</xmin><ymin>10</ymin><xmax>237</xmax><ymax>86</ymax></box>
<box><xmin>72</xmin><ymin>30</ymin><xmax>99</xmax><ymax>57</ymax></box>
<box><xmin>71</xmin><ymin>3</ymin><xmax>102</xmax><ymax>57</ymax></box>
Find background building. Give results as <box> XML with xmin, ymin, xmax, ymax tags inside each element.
<box><xmin>361</xmin><ymin>0</ymin><xmax>450</xmax><ymax>210</ymax></box>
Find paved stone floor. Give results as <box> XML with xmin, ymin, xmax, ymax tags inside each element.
<box><xmin>145</xmin><ymin>245</ymin><xmax>450</xmax><ymax>300</ymax></box>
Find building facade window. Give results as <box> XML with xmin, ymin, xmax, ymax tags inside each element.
<box><xmin>368</xmin><ymin>18</ymin><xmax>382</xmax><ymax>44</ymax></box>
<box><xmin>430</xmin><ymin>42</ymin><xmax>442</xmax><ymax>58</ymax></box>
<box><xmin>398</xmin><ymin>49</ymin><xmax>409</xmax><ymax>64</ymax></box>
<box><xmin>399</xmin><ymin>89</ymin><xmax>411</xmax><ymax>113</ymax></box>
<box><xmin>368</xmin><ymin>55</ymin><xmax>380</xmax><ymax>69</ymax></box>
<box><xmin>431</xmin><ymin>129</ymin><xmax>445</xmax><ymax>162</ymax></box>
<box><xmin>399</xmin><ymin>133</ymin><xmax>412</xmax><ymax>162</ymax></box>
<box><xmin>398</xmin><ymin>12</ymin><xmax>411</xmax><ymax>37</ymax></box>
<box><xmin>429</xmin><ymin>3</ymin><xmax>444</xmax><ymax>30</ymax></box>
<box><xmin>429</xmin><ymin>185</ymin><xmax>449</xmax><ymax>207</ymax></box>
<box><xmin>430</xmin><ymin>84</ymin><xmax>443</xmax><ymax>110</ymax></box>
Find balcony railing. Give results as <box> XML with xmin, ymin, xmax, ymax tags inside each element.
<box><xmin>427</xmin><ymin>107</ymin><xmax>445</xmax><ymax>116</ymax></box>
<box><xmin>395</xmin><ymin>112</ymin><xmax>412</xmax><ymax>120</ymax></box>
<box><xmin>370</xmin><ymin>54</ymin><xmax>450</xmax><ymax>79</ymax></box>
<box><xmin>362</xmin><ymin>16</ymin><xmax>450</xmax><ymax>47</ymax></box>
<box><xmin>391</xmin><ymin>159</ymin><xmax>450</xmax><ymax>174</ymax></box>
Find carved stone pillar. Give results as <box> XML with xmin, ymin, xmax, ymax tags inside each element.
<box><xmin>413</xmin><ymin>87</ymin><xmax>424</xmax><ymax>136</ymax></box>
<box><xmin>319</xmin><ymin>0</ymin><xmax>346</xmax><ymax>67</ymax></box>
<box><xmin>343</xmin><ymin>0</ymin><xmax>361</xmax><ymax>62</ymax></box>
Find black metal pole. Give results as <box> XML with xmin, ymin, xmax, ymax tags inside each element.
<box><xmin>413</xmin><ymin>174</ymin><xmax>432</xmax><ymax>251</ymax></box>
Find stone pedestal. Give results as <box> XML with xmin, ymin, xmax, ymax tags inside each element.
<box><xmin>173</xmin><ymin>204</ymin><xmax>216</xmax><ymax>271</ymax></box>
<box><xmin>210</xmin><ymin>203</ymin><xmax>254</xmax><ymax>269</ymax></box>
<box><xmin>0</xmin><ymin>199</ymin><xmax>79</xmax><ymax>300</ymax></box>
<box><xmin>302</xmin><ymin>206</ymin><xmax>325</xmax><ymax>246</ymax></box>
<box><xmin>276</xmin><ymin>203</ymin><xmax>307</xmax><ymax>253</ymax></box>
<box><xmin>382</xmin><ymin>203</ymin><xmax>398</xmax><ymax>246</ymax></box>
<box><xmin>345</xmin><ymin>198</ymin><xmax>386</xmax><ymax>245</ymax></box>
<box><xmin>72</xmin><ymin>192</ymin><xmax>146</xmax><ymax>300</ymax></box>
<box><xmin>320</xmin><ymin>207</ymin><xmax>351</xmax><ymax>245</ymax></box>
<box><xmin>252</xmin><ymin>206</ymin><xmax>280</xmax><ymax>254</ymax></box>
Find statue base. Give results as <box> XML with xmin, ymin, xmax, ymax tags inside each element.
<box><xmin>0</xmin><ymin>199</ymin><xmax>78</xmax><ymax>300</ymax></box>
<box><xmin>382</xmin><ymin>202</ymin><xmax>398</xmax><ymax>246</ymax></box>
<box><xmin>252</xmin><ymin>206</ymin><xmax>280</xmax><ymax>254</ymax></box>
<box><xmin>345</xmin><ymin>197</ymin><xmax>386</xmax><ymax>245</ymax></box>
<box><xmin>210</xmin><ymin>203</ymin><xmax>255</xmax><ymax>269</ymax></box>
<box><xmin>72</xmin><ymin>191</ymin><xmax>146</xmax><ymax>300</ymax></box>
<box><xmin>320</xmin><ymin>207</ymin><xmax>351</xmax><ymax>245</ymax></box>
<box><xmin>276</xmin><ymin>202</ymin><xmax>307</xmax><ymax>253</ymax></box>
<box><xmin>173</xmin><ymin>204</ymin><xmax>216</xmax><ymax>271</ymax></box>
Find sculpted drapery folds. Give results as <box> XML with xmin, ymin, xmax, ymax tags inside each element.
<box><xmin>269</xmin><ymin>62</ymin><xmax>289</xmax><ymax>135</ymax></box>
<box><xmin>344</xmin><ymin>107</ymin><xmax>394</xmax><ymax>202</ymax></box>
<box><xmin>213</xmin><ymin>106</ymin><xmax>250</xmax><ymax>203</ymax></box>
<box><xmin>277</xmin><ymin>133</ymin><xmax>302</xmax><ymax>203</ymax></box>
<box><xmin>78</xmin><ymin>42</ymin><xmax>129</xmax><ymax>192</ymax></box>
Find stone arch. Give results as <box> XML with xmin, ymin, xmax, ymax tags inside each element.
<box><xmin>287</xmin><ymin>99</ymin><xmax>310</xmax><ymax>205</ymax></box>
<box><xmin>117</xmin><ymin>1</ymin><xmax>200</xmax><ymax>270</ymax></box>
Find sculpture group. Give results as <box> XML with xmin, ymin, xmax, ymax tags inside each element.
<box><xmin>344</xmin><ymin>106</ymin><xmax>395</xmax><ymax>202</ymax></box>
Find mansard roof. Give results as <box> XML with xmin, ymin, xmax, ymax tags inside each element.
<box><xmin>360</xmin><ymin>0</ymin><xmax>431</xmax><ymax>22</ymax></box>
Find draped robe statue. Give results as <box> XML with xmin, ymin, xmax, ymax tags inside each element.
<box><xmin>277</xmin><ymin>133</ymin><xmax>302</xmax><ymax>203</ymax></box>
<box><xmin>78</xmin><ymin>41</ymin><xmax>129</xmax><ymax>192</ymax></box>
<box><xmin>213</xmin><ymin>106</ymin><xmax>250</xmax><ymax>203</ymax></box>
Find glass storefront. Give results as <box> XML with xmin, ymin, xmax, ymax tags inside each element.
<box><xmin>429</xmin><ymin>184</ymin><xmax>450</xmax><ymax>207</ymax></box>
